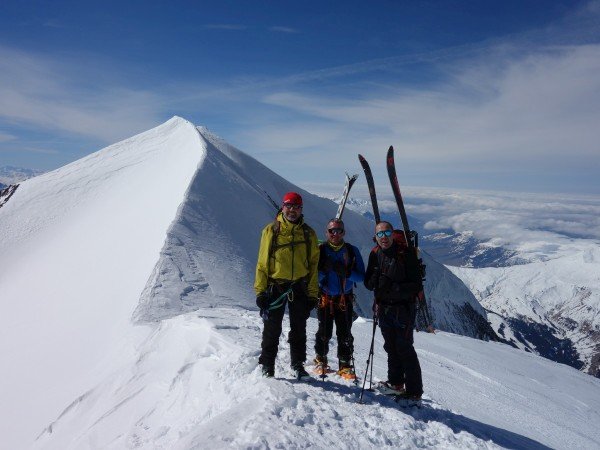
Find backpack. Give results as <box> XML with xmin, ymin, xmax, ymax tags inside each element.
<box><xmin>373</xmin><ymin>229</ymin><xmax>426</xmax><ymax>281</ymax></box>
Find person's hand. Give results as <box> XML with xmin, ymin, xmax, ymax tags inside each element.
<box><xmin>308</xmin><ymin>297</ymin><xmax>319</xmax><ymax>311</ymax></box>
<box><xmin>256</xmin><ymin>292</ymin><xmax>269</xmax><ymax>309</ymax></box>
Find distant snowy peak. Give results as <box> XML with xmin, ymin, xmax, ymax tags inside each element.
<box><xmin>423</xmin><ymin>231</ymin><xmax>527</xmax><ymax>268</ymax></box>
<box><xmin>450</xmin><ymin>245</ymin><xmax>600</xmax><ymax>378</ymax></box>
<box><xmin>134</xmin><ymin>123</ymin><xmax>496</xmax><ymax>341</ymax></box>
<box><xmin>0</xmin><ymin>165</ymin><xmax>44</xmax><ymax>188</ymax></box>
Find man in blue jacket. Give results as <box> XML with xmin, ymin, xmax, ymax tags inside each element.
<box><xmin>313</xmin><ymin>218</ymin><xmax>365</xmax><ymax>379</ymax></box>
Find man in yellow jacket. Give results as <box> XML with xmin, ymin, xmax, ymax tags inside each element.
<box><xmin>255</xmin><ymin>191</ymin><xmax>320</xmax><ymax>379</ymax></box>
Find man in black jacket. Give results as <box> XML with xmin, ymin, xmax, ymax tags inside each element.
<box><xmin>364</xmin><ymin>221</ymin><xmax>423</xmax><ymax>402</ymax></box>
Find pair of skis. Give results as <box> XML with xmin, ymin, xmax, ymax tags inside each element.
<box><xmin>258</xmin><ymin>173</ymin><xmax>358</xmax><ymax>219</ymax></box>
<box><xmin>358</xmin><ymin>146</ymin><xmax>434</xmax><ymax>332</ymax></box>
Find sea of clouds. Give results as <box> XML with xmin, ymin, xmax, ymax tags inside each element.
<box><xmin>310</xmin><ymin>182</ymin><xmax>600</xmax><ymax>262</ymax></box>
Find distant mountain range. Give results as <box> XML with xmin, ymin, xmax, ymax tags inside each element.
<box><xmin>0</xmin><ymin>165</ymin><xmax>44</xmax><ymax>188</ymax></box>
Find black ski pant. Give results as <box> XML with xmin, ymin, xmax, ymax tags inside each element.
<box><xmin>378</xmin><ymin>302</ymin><xmax>423</xmax><ymax>396</ymax></box>
<box><xmin>314</xmin><ymin>298</ymin><xmax>354</xmax><ymax>364</ymax></box>
<box><xmin>258</xmin><ymin>285</ymin><xmax>311</xmax><ymax>369</ymax></box>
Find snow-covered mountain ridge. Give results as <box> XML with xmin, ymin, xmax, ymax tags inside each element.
<box><xmin>450</xmin><ymin>245</ymin><xmax>600</xmax><ymax>378</ymax></box>
<box><xmin>1</xmin><ymin>117</ymin><xmax>599</xmax><ymax>448</ymax></box>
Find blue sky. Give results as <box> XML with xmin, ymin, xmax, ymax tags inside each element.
<box><xmin>1</xmin><ymin>0</ymin><xmax>599</xmax><ymax>193</ymax></box>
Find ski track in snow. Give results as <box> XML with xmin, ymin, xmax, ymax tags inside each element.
<box><xmin>34</xmin><ymin>307</ymin><xmax>600</xmax><ymax>450</ymax></box>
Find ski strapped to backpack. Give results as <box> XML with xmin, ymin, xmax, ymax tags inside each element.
<box><xmin>358</xmin><ymin>154</ymin><xmax>381</xmax><ymax>223</ymax></box>
<box><xmin>358</xmin><ymin>151</ymin><xmax>434</xmax><ymax>332</ymax></box>
<box><xmin>386</xmin><ymin>146</ymin><xmax>433</xmax><ymax>331</ymax></box>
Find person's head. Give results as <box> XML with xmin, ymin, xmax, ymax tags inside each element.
<box><xmin>325</xmin><ymin>218</ymin><xmax>345</xmax><ymax>245</ymax></box>
<box><xmin>281</xmin><ymin>192</ymin><xmax>303</xmax><ymax>223</ymax></box>
<box><xmin>374</xmin><ymin>221</ymin><xmax>394</xmax><ymax>250</ymax></box>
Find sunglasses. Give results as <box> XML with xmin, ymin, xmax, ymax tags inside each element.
<box><xmin>327</xmin><ymin>228</ymin><xmax>345</xmax><ymax>235</ymax></box>
<box><xmin>376</xmin><ymin>230</ymin><xmax>393</xmax><ymax>238</ymax></box>
<box><xmin>283</xmin><ymin>203</ymin><xmax>302</xmax><ymax>210</ymax></box>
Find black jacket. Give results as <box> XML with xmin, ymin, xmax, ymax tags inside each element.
<box><xmin>364</xmin><ymin>242</ymin><xmax>423</xmax><ymax>305</ymax></box>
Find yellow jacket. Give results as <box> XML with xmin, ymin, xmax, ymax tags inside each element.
<box><xmin>254</xmin><ymin>212</ymin><xmax>320</xmax><ymax>298</ymax></box>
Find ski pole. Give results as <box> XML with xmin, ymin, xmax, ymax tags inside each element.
<box><xmin>320</xmin><ymin>302</ymin><xmax>328</xmax><ymax>381</ymax></box>
<box><xmin>359</xmin><ymin>313</ymin><xmax>378</xmax><ymax>403</ymax></box>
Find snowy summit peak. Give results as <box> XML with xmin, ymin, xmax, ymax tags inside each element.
<box><xmin>2</xmin><ymin>118</ymin><xmax>597</xmax><ymax>449</ymax></box>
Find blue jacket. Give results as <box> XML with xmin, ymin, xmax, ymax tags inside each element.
<box><xmin>318</xmin><ymin>242</ymin><xmax>365</xmax><ymax>296</ymax></box>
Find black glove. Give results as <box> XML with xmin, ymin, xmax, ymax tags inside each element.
<box><xmin>256</xmin><ymin>292</ymin><xmax>270</xmax><ymax>309</ymax></box>
<box><xmin>332</xmin><ymin>261</ymin><xmax>347</xmax><ymax>277</ymax></box>
<box><xmin>308</xmin><ymin>296</ymin><xmax>319</xmax><ymax>312</ymax></box>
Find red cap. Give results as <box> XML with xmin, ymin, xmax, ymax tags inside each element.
<box><xmin>282</xmin><ymin>192</ymin><xmax>303</xmax><ymax>205</ymax></box>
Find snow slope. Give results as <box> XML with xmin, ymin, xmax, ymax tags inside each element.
<box><xmin>3</xmin><ymin>116</ymin><xmax>588</xmax><ymax>448</ymax></box>
<box><xmin>0</xmin><ymin>117</ymin><xmax>204</xmax><ymax>448</ymax></box>
<box><xmin>34</xmin><ymin>308</ymin><xmax>600</xmax><ymax>449</ymax></box>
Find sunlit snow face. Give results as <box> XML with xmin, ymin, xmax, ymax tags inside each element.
<box><xmin>375</xmin><ymin>222</ymin><xmax>393</xmax><ymax>250</ymax></box>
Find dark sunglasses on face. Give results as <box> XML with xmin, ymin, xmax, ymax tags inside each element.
<box><xmin>376</xmin><ymin>229</ymin><xmax>393</xmax><ymax>238</ymax></box>
<box><xmin>327</xmin><ymin>228</ymin><xmax>344</xmax><ymax>235</ymax></box>
<box><xmin>283</xmin><ymin>203</ymin><xmax>302</xmax><ymax>210</ymax></box>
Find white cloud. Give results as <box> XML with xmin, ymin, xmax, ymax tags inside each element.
<box><xmin>269</xmin><ymin>26</ymin><xmax>298</xmax><ymax>34</ymax></box>
<box><xmin>0</xmin><ymin>46</ymin><xmax>165</xmax><ymax>144</ymax></box>
<box><xmin>397</xmin><ymin>186</ymin><xmax>600</xmax><ymax>260</ymax></box>
<box><xmin>261</xmin><ymin>44</ymin><xmax>600</xmax><ymax>166</ymax></box>
<box><xmin>0</xmin><ymin>132</ymin><xmax>16</xmax><ymax>143</ymax></box>
<box><xmin>308</xmin><ymin>180</ymin><xmax>600</xmax><ymax>260</ymax></box>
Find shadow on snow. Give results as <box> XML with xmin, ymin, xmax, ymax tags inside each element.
<box><xmin>285</xmin><ymin>377</ymin><xmax>552</xmax><ymax>450</ymax></box>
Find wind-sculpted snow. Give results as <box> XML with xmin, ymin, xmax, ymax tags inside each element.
<box><xmin>0</xmin><ymin>117</ymin><xmax>204</xmax><ymax>448</ymax></box>
<box><xmin>35</xmin><ymin>308</ymin><xmax>600</xmax><ymax>449</ymax></box>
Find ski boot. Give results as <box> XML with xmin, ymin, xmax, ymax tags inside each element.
<box><xmin>292</xmin><ymin>363</ymin><xmax>311</xmax><ymax>381</ymax></box>
<box><xmin>261</xmin><ymin>364</ymin><xmax>275</xmax><ymax>378</ymax></box>
<box><xmin>376</xmin><ymin>381</ymin><xmax>405</xmax><ymax>395</ymax></box>
<box><xmin>337</xmin><ymin>360</ymin><xmax>357</xmax><ymax>380</ymax></box>
<box><xmin>313</xmin><ymin>355</ymin><xmax>330</xmax><ymax>376</ymax></box>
